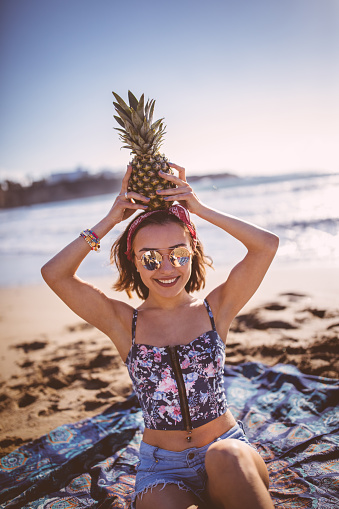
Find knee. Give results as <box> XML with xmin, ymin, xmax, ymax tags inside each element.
<box><xmin>205</xmin><ymin>439</ymin><xmax>253</xmax><ymax>476</ymax></box>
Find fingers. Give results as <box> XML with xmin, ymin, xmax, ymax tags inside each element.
<box><xmin>156</xmin><ymin>184</ymin><xmax>194</xmax><ymax>206</ymax></box>
<box><xmin>116</xmin><ymin>191</ymin><xmax>150</xmax><ymax>211</ymax></box>
<box><xmin>124</xmin><ymin>191</ymin><xmax>150</xmax><ymax>203</ymax></box>
<box><xmin>156</xmin><ymin>185</ymin><xmax>191</xmax><ymax>196</ymax></box>
<box><xmin>119</xmin><ymin>162</ymin><xmax>190</xmax><ymax>209</ymax></box>
<box><xmin>120</xmin><ymin>164</ymin><xmax>133</xmax><ymax>192</ymax></box>
<box><xmin>117</xmin><ymin>198</ymin><xmax>148</xmax><ymax>212</ymax></box>
<box><xmin>168</xmin><ymin>162</ymin><xmax>187</xmax><ymax>182</ymax></box>
<box><xmin>157</xmin><ymin>169</ymin><xmax>191</xmax><ymax>195</ymax></box>
<box><xmin>159</xmin><ymin>170</ymin><xmax>187</xmax><ymax>187</ymax></box>
<box><xmin>119</xmin><ymin>165</ymin><xmax>150</xmax><ymax>207</ymax></box>
<box><xmin>158</xmin><ymin>164</ymin><xmax>193</xmax><ymax>201</ymax></box>
<box><xmin>123</xmin><ymin>201</ymin><xmax>148</xmax><ymax>211</ymax></box>
<box><xmin>158</xmin><ymin>193</ymin><xmax>193</xmax><ymax>205</ymax></box>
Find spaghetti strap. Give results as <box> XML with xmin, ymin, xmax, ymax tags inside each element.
<box><xmin>131</xmin><ymin>309</ymin><xmax>138</xmax><ymax>345</ymax></box>
<box><xmin>204</xmin><ymin>299</ymin><xmax>217</xmax><ymax>331</ymax></box>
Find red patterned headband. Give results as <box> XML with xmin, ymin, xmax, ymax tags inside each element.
<box><xmin>125</xmin><ymin>204</ymin><xmax>197</xmax><ymax>261</ymax></box>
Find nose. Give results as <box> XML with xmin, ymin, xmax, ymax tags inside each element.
<box><xmin>159</xmin><ymin>253</ymin><xmax>174</xmax><ymax>272</ymax></box>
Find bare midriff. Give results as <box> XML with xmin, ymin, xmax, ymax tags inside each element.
<box><xmin>142</xmin><ymin>410</ymin><xmax>237</xmax><ymax>451</ymax></box>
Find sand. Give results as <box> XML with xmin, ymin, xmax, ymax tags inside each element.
<box><xmin>0</xmin><ymin>264</ymin><xmax>338</xmax><ymax>457</ymax></box>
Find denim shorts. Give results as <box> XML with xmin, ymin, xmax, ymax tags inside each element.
<box><xmin>131</xmin><ymin>421</ymin><xmax>255</xmax><ymax>508</ymax></box>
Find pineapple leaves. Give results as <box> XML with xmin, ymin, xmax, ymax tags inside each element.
<box><xmin>137</xmin><ymin>134</ymin><xmax>147</xmax><ymax>148</ymax></box>
<box><xmin>126</xmin><ymin>125</ymin><xmax>138</xmax><ymax>139</ymax></box>
<box><xmin>114</xmin><ymin>127</ymin><xmax>129</xmax><ymax>136</ymax></box>
<box><xmin>148</xmin><ymin>100</ymin><xmax>155</xmax><ymax>125</ymax></box>
<box><xmin>151</xmin><ymin>118</ymin><xmax>165</xmax><ymax>132</ymax></box>
<box><xmin>128</xmin><ymin>90</ymin><xmax>139</xmax><ymax>110</ymax></box>
<box><xmin>131</xmin><ymin>110</ymin><xmax>143</xmax><ymax>130</ymax></box>
<box><xmin>146</xmin><ymin>132</ymin><xmax>155</xmax><ymax>144</ymax></box>
<box><xmin>145</xmin><ymin>100</ymin><xmax>150</xmax><ymax>119</ymax></box>
<box><xmin>153</xmin><ymin>132</ymin><xmax>165</xmax><ymax>146</ymax></box>
<box><xmin>112</xmin><ymin>92</ymin><xmax>131</xmax><ymax>114</ymax></box>
<box><xmin>113</xmin><ymin>116</ymin><xmax>125</xmax><ymax>128</ymax></box>
<box><xmin>140</xmin><ymin>117</ymin><xmax>149</xmax><ymax>139</ymax></box>
<box><xmin>113</xmin><ymin>91</ymin><xmax>167</xmax><ymax>156</ymax></box>
<box><xmin>113</xmin><ymin>102</ymin><xmax>132</xmax><ymax>122</ymax></box>
<box><xmin>136</xmin><ymin>94</ymin><xmax>145</xmax><ymax>121</ymax></box>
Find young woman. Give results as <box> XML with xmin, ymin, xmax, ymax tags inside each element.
<box><xmin>42</xmin><ymin>163</ymin><xmax>278</xmax><ymax>509</ymax></box>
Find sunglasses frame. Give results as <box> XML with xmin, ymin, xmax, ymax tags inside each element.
<box><xmin>136</xmin><ymin>247</ymin><xmax>193</xmax><ymax>271</ymax></box>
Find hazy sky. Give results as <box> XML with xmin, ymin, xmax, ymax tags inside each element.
<box><xmin>1</xmin><ymin>0</ymin><xmax>338</xmax><ymax>180</ymax></box>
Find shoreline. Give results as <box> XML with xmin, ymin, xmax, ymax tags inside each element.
<box><xmin>1</xmin><ymin>263</ymin><xmax>338</xmax><ymax>456</ymax></box>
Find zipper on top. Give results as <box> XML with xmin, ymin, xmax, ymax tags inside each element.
<box><xmin>167</xmin><ymin>345</ymin><xmax>192</xmax><ymax>437</ymax></box>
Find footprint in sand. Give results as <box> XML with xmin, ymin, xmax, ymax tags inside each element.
<box><xmin>18</xmin><ymin>393</ymin><xmax>37</xmax><ymax>408</ymax></box>
<box><xmin>41</xmin><ymin>366</ymin><xmax>59</xmax><ymax>377</ymax></box>
<box><xmin>280</xmin><ymin>292</ymin><xmax>309</xmax><ymax>300</ymax></box>
<box><xmin>96</xmin><ymin>390</ymin><xmax>115</xmax><ymax>399</ymax></box>
<box><xmin>14</xmin><ymin>341</ymin><xmax>48</xmax><ymax>353</ymax></box>
<box><xmin>264</xmin><ymin>303</ymin><xmax>287</xmax><ymax>311</ymax></box>
<box><xmin>0</xmin><ymin>393</ymin><xmax>10</xmax><ymax>411</ymax></box>
<box><xmin>67</xmin><ymin>323</ymin><xmax>94</xmax><ymax>332</ymax></box>
<box><xmin>83</xmin><ymin>400</ymin><xmax>107</xmax><ymax>411</ymax></box>
<box><xmin>20</xmin><ymin>360</ymin><xmax>34</xmax><ymax>368</ymax></box>
<box><xmin>46</xmin><ymin>376</ymin><xmax>68</xmax><ymax>390</ymax></box>
<box><xmin>0</xmin><ymin>437</ymin><xmax>27</xmax><ymax>450</ymax></box>
<box><xmin>89</xmin><ymin>352</ymin><xmax>119</xmax><ymax>369</ymax></box>
<box><xmin>305</xmin><ymin>308</ymin><xmax>327</xmax><ymax>318</ymax></box>
<box><xmin>232</xmin><ymin>313</ymin><xmax>298</xmax><ymax>331</ymax></box>
<box><xmin>327</xmin><ymin>322</ymin><xmax>339</xmax><ymax>330</ymax></box>
<box><xmin>83</xmin><ymin>378</ymin><xmax>109</xmax><ymax>390</ymax></box>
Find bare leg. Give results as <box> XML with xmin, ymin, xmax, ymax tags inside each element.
<box><xmin>136</xmin><ymin>483</ymin><xmax>206</xmax><ymax>509</ymax></box>
<box><xmin>205</xmin><ymin>438</ymin><xmax>274</xmax><ymax>509</ymax></box>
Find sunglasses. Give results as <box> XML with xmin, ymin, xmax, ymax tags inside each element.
<box><xmin>137</xmin><ymin>247</ymin><xmax>192</xmax><ymax>271</ymax></box>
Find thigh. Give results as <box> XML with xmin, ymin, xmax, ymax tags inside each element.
<box><xmin>205</xmin><ymin>439</ymin><xmax>274</xmax><ymax>509</ymax></box>
<box><xmin>249</xmin><ymin>444</ymin><xmax>270</xmax><ymax>488</ymax></box>
<box><xmin>136</xmin><ymin>482</ymin><xmax>205</xmax><ymax>509</ymax></box>
<box><xmin>205</xmin><ymin>438</ymin><xmax>270</xmax><ymax>489</ymax></box>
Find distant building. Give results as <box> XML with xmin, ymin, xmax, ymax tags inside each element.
<box><xmin>46</xmin><ymin>168</ymin><xmax>89</xmax><ymax>184</ymax></box>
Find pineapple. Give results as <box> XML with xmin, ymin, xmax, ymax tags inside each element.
<box><xmin>112</xmin><ymin>90</ymin><xmax>176</xmax><ymax>210</ymax></box>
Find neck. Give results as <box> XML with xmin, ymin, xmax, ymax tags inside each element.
<box><xmin>142</xmin><ymin>290</ymin><xmax>195</xmax><ymax>311</ymax></box>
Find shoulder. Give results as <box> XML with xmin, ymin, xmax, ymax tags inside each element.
<box><xmin>205</xmin><ymin>287</ymin><xmax>234</xmax><ymax>341</ymax></box>
<box><xmin>105</xmin><ymin>299</ymin><xmax>137</xmax><ymax>356</ymax></box>
<box><xmin>108</xmin><ymin>298</ymin><xmax>136</xmax><ymax>330</ymax></box>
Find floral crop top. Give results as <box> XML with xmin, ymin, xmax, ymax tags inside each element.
<box><xmin>125</xmin><ymin>299</ymin><xmax>228</xmax><ymax>431</ymax></box>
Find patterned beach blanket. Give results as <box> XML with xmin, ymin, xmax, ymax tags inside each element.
<box><xmin>0</xmin><ymin>362</ymin><xmax>338</xmax><ymax>508</ymax></box>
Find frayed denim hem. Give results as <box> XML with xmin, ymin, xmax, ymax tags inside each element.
<box><xmin>130</xmin><ymin>479</ymin><xmax>202</xmax><ymax>509</ymax></box>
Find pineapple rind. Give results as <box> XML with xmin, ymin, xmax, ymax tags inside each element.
<box><xmin>128</xmin><ymin>153</ymin><xmax>175</xmax><ymax>210</ymax></box>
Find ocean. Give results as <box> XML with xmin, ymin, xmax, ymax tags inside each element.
<box><xmin>1</xmin><ymin>171</ymin><xmax>338</xmax><ymax>287</ymax></box>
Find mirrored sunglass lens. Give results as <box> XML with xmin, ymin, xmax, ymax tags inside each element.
<box><xmin>170</xmin><ymin>248</ymin><xmax>191</xmax><ymax>267</ymax></box>
<box><xmin>141</xmin><ymin>251</ymin><xmax>162</xmax><ymax>270</ymax></box>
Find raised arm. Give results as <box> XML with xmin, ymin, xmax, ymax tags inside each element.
<box><xmin>157</xmin><ymin>163</ymin><xmax>279</xmax><ymax>336</ymax></box>
<box><xmin>41</xmin><ymin>167</ymin><xmax>149</xmax><ymax>352</ymax></box>
<box><xmin>195</xmin><ymin>206</ymin><xmax>278</xmax><ymax>324</ymax></box>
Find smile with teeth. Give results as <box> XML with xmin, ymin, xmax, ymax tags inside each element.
<box><xmin>157</xmin><ymin>278</ymin><xmax>177</xmax><ymax>284</ymax></box>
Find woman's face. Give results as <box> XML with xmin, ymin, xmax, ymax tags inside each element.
<box><xmin>133</xmin><ymin>222</ymin><xmax>193</xmax><ymax>298</ymax></box>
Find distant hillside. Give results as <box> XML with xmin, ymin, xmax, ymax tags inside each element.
<box><xmin>0</xmin><ymin>169</ymin><xmax>237</xmax><ymax>208</ymax></box>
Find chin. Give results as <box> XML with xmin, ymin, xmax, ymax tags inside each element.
<box><xmin>153</xmin><ymin>276</ymin><xmax>190</xmax><ymax>295</ymax></box>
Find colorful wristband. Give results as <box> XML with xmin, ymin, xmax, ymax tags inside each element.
<box><xmin>80</xmin><ymin>229</ymin><xmax>101</xmax><ymax>251</ymax></box>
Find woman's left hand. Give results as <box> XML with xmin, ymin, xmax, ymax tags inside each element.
<box><xmin>157</xmin><ymin>163</ymin><xmax>203</xmax><ymax>214</ymax></box>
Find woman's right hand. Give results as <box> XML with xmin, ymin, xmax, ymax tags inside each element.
<box><xmin>108</xmin><ymin>165</ymin><xmax>150</xmax><ymax>224</ymax></box>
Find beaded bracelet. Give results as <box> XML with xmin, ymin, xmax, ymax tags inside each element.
<box><xmin>80</xmin><ymin>229</ymin><xmax>101</xmax><ymax>251</ymax></box>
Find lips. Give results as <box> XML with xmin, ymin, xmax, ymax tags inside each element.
<box><xmin>154</xmin><ymin>277</ymin><xmax>180</xmax><ymax>287</ymax></box>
